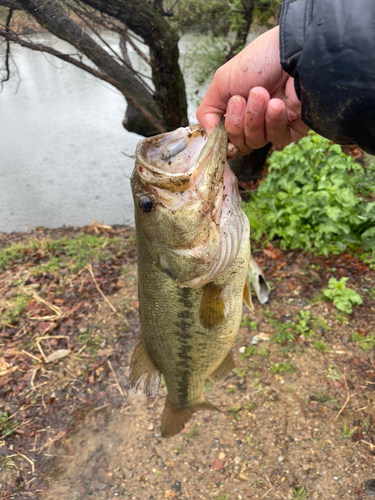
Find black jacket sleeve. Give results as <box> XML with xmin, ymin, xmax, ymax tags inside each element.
<box><xmin>279</xmin><ymin>0</ymin><xmax>375</xmax><ymax>155</ymax></box>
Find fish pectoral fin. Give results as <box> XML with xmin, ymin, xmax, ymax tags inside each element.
<box><xmin>208</xmin><ymin>351</ymin><xmax>235</xmax><ymax>383</ymax></box>
<box><xmin>199</xmin><ymin>283</ymin><xmax>226</xmax><ymax>329</ymax></box>
<box><xmin>243</xmin><ymin>279</ymin><xmax>254</xmax><ymax>311</ymax></box>
<box><xmin>161</xmin><ymin>396</ymin><xmax>220</xmax><ymax>437</ymax></box>
<box><xmin>129</xmin><ymin>338</ymin><xmax>161</xmax><ymax>398</ymax></box>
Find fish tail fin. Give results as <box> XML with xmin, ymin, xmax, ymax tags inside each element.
<box><xmin>129</xmin><ymin>337</ymin><xmax>161</xmax><ymax>398</ymax></box>
<box><xmin>161</xmin><ymin>396</ymin><xmax>220</xmax><ymax>438</ymax></box>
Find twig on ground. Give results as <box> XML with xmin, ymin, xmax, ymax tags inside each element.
<box><xmin>16</xmin><ymin>451</ymin><xmax>35</xmax><ymax>473</ymax></box>
<box><xmin>120</xmin><ymin>419</ymin><xmax>134</xmax><ymax>447</ymax></box>
<box><xmin>107</xmin><ymin>359</ymin><xmax>125</xmax><ymax>397</ymax></box>
<box><xmin>30</xmin><ymin>366</ymin><xmax>40</xmax><ymax>388</ymax></box>
<box><xmin>334</xmin><ymin>374</ymin><xmax>357</xmax><ymax>421</ymax></box>
<box><xmin>21</xmin><ymin>350</ymin><xmax>41</xmax><ymax>363</ymax></box>
<box><xmin>261</xmin><ymin>488</ymin><xmax>274</xmax><ymax>499</ymax></box>
<box><xmin>24</xmin><ymin>290</ymin><xmax>63</xmax><ymax>319</ymax></box>
<box><xmin>87</xmin><ymin>264</ymin><xmax>120</xmax><ymax>316</ymax></box>
<box><xmin>362</xmin><ymin>440</ymin><xmax>375</xmax><ymax>450</ymax></box>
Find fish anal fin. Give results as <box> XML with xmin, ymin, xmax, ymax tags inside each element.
<box><xmin>208</xmin><ymin>351</ymin><xmax>235</xmax><ymax>383</ymax></box>
<box><xmin>129</xmin><ymin>338</ymin><xmax>161</xmax><ymax>398</ymax></box>
<box><xmin>161</xmin><ymin>396</ymin><xmax>220</xmax><ymax>438</ymax></box>
<box><xmin>199</xmin><ymin>283</ymin><xmax>226</xmax><ymax>329</ymax></box>
<box><xmin>243</xmin><ymin>280</ymin><xmax>254</xmax><ymax>311</ymax></box>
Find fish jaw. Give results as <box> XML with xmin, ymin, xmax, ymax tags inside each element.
<box><xmin>131</xmin><ymin>121</ymin><xmax>245</xmax><ymax>286</ymax></box>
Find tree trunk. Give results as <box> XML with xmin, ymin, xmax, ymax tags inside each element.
<box><xmin>226</xmin><ymin>0</ymin><xmax>255</xmax><ymax>61</ymax></box>
<box><xmin>79</xmin><ymin>0</ymin><xmax>188</xmax><ymax>131</ymax></box>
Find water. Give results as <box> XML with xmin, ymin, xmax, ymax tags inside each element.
<box><xmin>0</xmin><ymin>33</ymin><xmax>209</xmax><ymax>232</ymax></box>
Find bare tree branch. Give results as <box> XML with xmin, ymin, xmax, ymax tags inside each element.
<box><xmin>70</xmin><ymin>2</ymin><xmax>151</xmax><ymax>65</ymax></box>
<box><xmin>0</xmin><ymin>7</ymin><xmax>13</xmax><ymax>84</ymax></box>
<box><xmin>122</xmin><ymin>31</ymin><xmax>150</xmax><ymax>66</ymax></box>
<box><xmin>79</xmin><ymin>0</ymin><xmax>188</xmax><ymax>130</ymax></box>
<box><xmin>68</xmin><ymin>2</ymin><xmax>153</xmax><ymax>85</ymax></box>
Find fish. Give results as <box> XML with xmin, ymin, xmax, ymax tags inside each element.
<box><xmin>129</xmin><ymin>121</ymin><xmax>252</xmax><ymax>437</ymax></box>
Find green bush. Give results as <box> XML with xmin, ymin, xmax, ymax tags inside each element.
<box><xmin>243</xmin><ymin>133</ymin><xmax>375</xmax><ymax>255</ymax></box>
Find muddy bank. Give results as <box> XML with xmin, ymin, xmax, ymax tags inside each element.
<box><xmin>0</xmin><ymin>225</ymin><xmax>374</xmax><ymax>499</ymax></box>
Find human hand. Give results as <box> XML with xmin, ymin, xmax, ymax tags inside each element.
<box><xmin>196</xmin><ymin>27</ymin><xmax>308</xmax><ymax>155</ymax></box>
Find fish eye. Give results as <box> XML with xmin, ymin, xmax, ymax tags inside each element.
<box><xmin>139</xmin><ymin>196</ymin><xmax>153</xmax><ymax>213</ymax></box>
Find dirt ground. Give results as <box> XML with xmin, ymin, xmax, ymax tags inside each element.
<box><xmin>0</xmin><ymin>225</ymin><xmax>374</xmax><ymax>500</ymax></box>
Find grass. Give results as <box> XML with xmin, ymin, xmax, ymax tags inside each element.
<box><xmin>270</xmin><ymin>322</ymin><xmax>296</xmax><ymax>344</ymax></box>
<box><xmin>233</xmin><ymin>366</ymin><xmax>248</xmax><ymax>378</ymax></box>
<box><xmin>312</xmin><ymin>317</ymin><xmax>331</xmax><ymax>331</ymax></box>
<box><xmin>0</xmin><ymin>292</ymin><xmax>29</xmax><ymax>327</ymax></box>
<box><xmin>241</xmin><ymin>345</ymin><xmax>257</xmax><ymax>359</ymax></box>
<box><xmin>340</xmin><ymin>422</ymin><xmax>356</xmax><ymax>439</ymax></box>
<box><xmin>310</xmin><ymin>392</ymin><xmax>337</xmax><ymax>404</ymax></box>
<box><xmin>0</xmin><ymin>457</ymin><xmax>16</xmax><ymax>471</ymax></box>
<box><xmin>185</xmin><ymin>424</ymin><xmax>199</xmax><ymax>439</ymax></box>
<box><xmin>352</xmin><ymin>331</ymin><xmax>375</xmax><ymax>351</ymax></box>
<box><xmin>269</xmin><ymin>361</ymin><xmax>296</xmax><ymax>374</ymax></box>
<box><xmin>292</xmin><ymin>487</ymin><xmax>309</xmax><ymax>499</ymax></box>
<box><xmin>313</xmin><ymin>340</ymin><xmax>328</xmax><ymax>352</ymax></box>
<box><xmin>0</xmin><ymin>412</ymin><xmax>18</xmax><ymax>438</ymax></box>
<box><xmin>228</xmin><ymin>406</ymin><xmax>242</xmax><ymax>421</ymax></box>
<box><xmin>240</xmin><ymin>317</ymin><xmax>257</xmax><ymax>330</ymax></box>
<box><xmin>327</xmin><ymin>365</ymin><xmax>342</xmax><ymax>381</ymax></box>
<box><xmin>0</xmin><ymin>233</ymin><xmax>122</xmax><ymax>275</ymax></box>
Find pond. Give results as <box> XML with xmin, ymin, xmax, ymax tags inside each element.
<box><xmin>0</xmin><ymin>33</ymin><xmax>209</xmax><ymax>232</ymax></box>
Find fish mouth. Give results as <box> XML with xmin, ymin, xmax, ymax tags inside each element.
<box><xmin>135</xmin><ymin>122</ymin><xmax>227</xmax><ymax>201</ymax></box>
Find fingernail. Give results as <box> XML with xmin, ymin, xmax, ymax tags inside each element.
<box><xmin>249</xmin><ymin>93</ymin><xmax>265</xmax><ymax>114</ymax></box>
<box><xmin>227</xmin><ymin>143</ymin><xmax>238</xmax><ymax>158</ymax></box>
<box><xmin>268</xmin><ymin>100</ymin><xmax>284</xmax><ymax>119</ymax></box>
<box><xmin>227</xmin><ymin>98</ymin><xmax>244</xmax><ymax>119</ymax></box>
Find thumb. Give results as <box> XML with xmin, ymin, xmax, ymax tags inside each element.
<box><xmin>196</xmin><ymin>79</ymin><xmax>229</xmax><ymax>136</ymax></box>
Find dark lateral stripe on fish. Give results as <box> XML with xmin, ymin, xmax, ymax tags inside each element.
<box><xmin>175</xmin><ymin>288</ymin><xmax>195</xmax><ymax>408</ymax></box>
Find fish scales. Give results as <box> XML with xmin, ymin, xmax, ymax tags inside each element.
<box><xmin>130</xmin><ymin>122</ymin><xmax>252</xmax><ymax>437</ymax></box>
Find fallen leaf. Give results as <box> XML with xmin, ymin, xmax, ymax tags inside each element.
<box><xmin>0</xmin><ymin>357</ymin><xmax>10</xmax><ymax>372</ymax></box>
<box><xmin>212</xmin><ymin>460</ymin><xmax>224</xmax><ymax>471</ymax></box>
<box><xmin>333</xmin><ymin>380</ymin><xmax>344</xmax><ymax>388</ymax></box>
<box><xmin>46</xmin><ymin>349</ymin><xmax>70</xmax><ymax>363</ymax></box>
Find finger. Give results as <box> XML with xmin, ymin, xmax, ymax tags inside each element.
<box><xmin>244</xmin><ymin>87</ymin><xmax>270</xmax><ymax>149</ymax></box>
<box><xmin>284</xmin><ymin>77</ymin><xmax>309</xmax><ymax>140</ymax></box>
<box><xmin>225</xmin><ymin>96</ymin><xmax>251</xmax><ymax>155</ymax></box>
<box><xmin>266</xmin><ymin>98</ymin><xmax>292</xmax><ymax>146</ymax></box>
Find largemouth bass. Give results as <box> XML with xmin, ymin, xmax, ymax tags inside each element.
<box><xmin>129</xmin><ymin>122</ymin><xmax>252</xmax><ymax>437</ymax></box>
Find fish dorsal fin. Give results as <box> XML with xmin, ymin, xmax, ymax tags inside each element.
<box><xmin>129</xmin><ymin>338</ymin><xmax>161</xmax><ymax>398</ymax></box>
<box><xmin>208</xmin><ymin>351</ymin><xmax>235</xmax><ymax>383</ymax></box>
<box><xmin>199</xmin><ymin>283</ymin><xmax>226</xmax><ymax>329</ymax></box>
<box><xmin>161</xmin><ymin>395</ymin><xmax>220</xmax><ymax>437</ymax></box>
<box><xmin>243</xmin><ymin>280</ymin><xmax>254</xmax><ymax>311</ymax></box>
